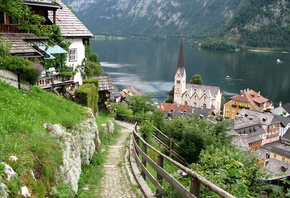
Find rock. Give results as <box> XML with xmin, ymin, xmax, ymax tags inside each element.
<box><xmin>0</xmin><ymin>183</ymin><xmax>9</xmax><ymax>198</ymax></box>
<box><xmin>1</xmin><ymin>163</ymin><xmax>17</xmax><ymax>181</ymax></box>
<box><xmin>43</xmin><ymin>108</ymin><xmax>100</xmax><ymax>193</ymax></box>
<box><xmin>8</xmin><ymin>156</ymin><xmax>17</xmax><ymax>162</ymax></box>
<box><xmin>20</xmin><ymin>186</ymin><xmax>31</xmax><ymax>197</ymax></box>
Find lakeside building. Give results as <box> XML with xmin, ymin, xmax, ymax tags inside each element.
<box><xmin>223</xmin><ymin>89</ymin><xmax>274</xmax><ymax>119</ymax></box>
<box><xmin>173</xmin><ymin>38</ymin><xmax>222</xmax><ymax>116</ymax></box>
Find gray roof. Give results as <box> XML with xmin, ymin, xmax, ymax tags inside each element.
<box><xmin>265</xmin><ymin>158</ymin><xmax>290</xmax><ymax>179</ymax></box>
<box><xmin>271</xmin><ymin>146</ymin><xmax>290</xmax><ymax>159</ymax></box>
<box><xmin>49</xmin><ymin>1</ymin><xmax>93</xmax><ymax>38</ymax></box>
<box><xmin>94</xmin><ymin>75</ymin><xmax>114</xmax><ymax>91</ymax></box>
<box><xmin>1</xmin><ymin>33</ymin><xmax>46</xmax><ymax>57</ymax></box>
<box><xmin>185</xmin><ymin>84</ymin><xmax>220</xmax><ymax>98</ymax></box>
<box><xmin>282</xmin><ymin>128</ymin><xmax>290</xmax><ymax>142</ymax></box>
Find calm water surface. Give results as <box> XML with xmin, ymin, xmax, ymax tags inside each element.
<box><xmin>91</xmin><ymin>39</ymin><xmax>290</xmax><ymax>105</ymax></box>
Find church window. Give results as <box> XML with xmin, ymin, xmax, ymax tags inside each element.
<box><xmin>203</xmin><ymin>103</ymin><xmax>206</xmax><ymax>108</ymax></box>
<box><xmin>177</xmin><ymin>80</ymin><xmax>180</xmax><ymax>84</ymax></box>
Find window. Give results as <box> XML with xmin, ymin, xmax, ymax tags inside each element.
<box><xmin>0</xmin><ymin>12</ymin><xmax>4</xmax><ymax>24</ymax></box>
<box><xmin>69</xmin><ymin>49</ymin><xmax>77</xmax><ymax>62</ymax></box>
<box><xmin>232</xmin><ymin>109</ymin><xmax>236</xmax><ymax>112</ymax></box>
<box><xmin>185</xmin><ymin>101</ymin><xmax>188</xmax><ymax>105</ymax></box>
<box><xmin>177</xmin><ymin>80</ymin><xmax>180</xmax><ymax>84</ymax></box>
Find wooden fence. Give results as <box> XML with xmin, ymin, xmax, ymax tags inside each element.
<box><xmin>130</xmin><ymin>122</ymin><xmax>236</xmax><ymax>198</ymax></box>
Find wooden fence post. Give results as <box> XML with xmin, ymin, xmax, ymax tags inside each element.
<box><xmin>156</xmin><ymin>154</ymin><xmax>164</xmax><ymax>198</ymax></box>
<box><xmin>190</xmin><ymin>177</ymin><xmax>200</xmax><ymax>198</ymax></box>
<box><xmin>141</xmin><ymin>143</ymin><xmax>147</xmax><ymax>179</ymax></box>
<box><xmin>169</xmin><ymin>138</ymin><xmax>173</xmax><ymax>158</ymax></box>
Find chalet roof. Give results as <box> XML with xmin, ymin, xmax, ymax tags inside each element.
<box><xmin>23</xmin><ymin>0</ymin><xmax>61</xmax><ymax>9</ymax></box>
<box><xmin>93</xmin><ymin>75</ymin><xmax>114</xmax><ymax>91</ymax></box>
<box><xmin>1</xmin><ymin>33</ymin><xmax>46</xmax><ymax>57</ymax></box>
<box><xmin>48</xmin><ymin>1</ymin><xmax>93</xmax><ymax>38</ymax></box>
<box><xmin>109</xmin><ymin>85</ymin><xmax>121</xmax><ymax>99</ymax></box>
<box><xmin>119</xmin><ymin>87</ymin><xmax>142</xmax><ymax>98</ymax></box>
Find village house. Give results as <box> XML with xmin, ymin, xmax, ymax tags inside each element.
<box><xmin>223</xmin><ymin>88</ymin><xmax>274</xmax><ymax>119</ymax></box>
<box><xmin>261</xmin><ymin>130</ymin><xmax>290</xmax><ymax>180</ymax></box>
<box><xmin>0</xmin><ymin>0</ymin><xmax>94</xmax><ymax>93</ymax></box>
<box><xmin>173</xmin><ymin>38</ymin><xmax>222</xmax><ymax>116</ymax></box>
<box><xmin>229</xmin><ymin>109</ymin><xmax>290</xmax><ymax>150</ymax></box>
<box><xmin>48</xmin><ymin>1</ymin><xmax>94</xmax><ymax>85</ymax></box>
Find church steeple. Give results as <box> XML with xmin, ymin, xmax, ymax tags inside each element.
<box><xmin>177</xmin><ymin>37</ymin><xmax>185</xmax><ymax>71</ymax></box>
<box><xmin>174</xmin><ymin>37</ymin><xmax>187</xmax><ymax>104</ymax></box>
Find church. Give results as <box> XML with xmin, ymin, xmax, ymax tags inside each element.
<box><xmin>173</xmin><ymin>38</ymin><xmax>222</xmax><ymax>116</ymax></box>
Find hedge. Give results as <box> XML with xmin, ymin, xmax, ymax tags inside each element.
<box><xmin>75</xmin><ymin>83</ymin><xmax>98</xmax><ymax>114</ymax></box>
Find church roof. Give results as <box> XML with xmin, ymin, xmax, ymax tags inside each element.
<box><xmin>185</xmin><ymin>84</ymin><xmax>220</xmax><ymax>98</ymax></box>
<box><xmin>176</xmin><ymin>37</ymin><xmax>185</xmax><ymax>74</ymax></box>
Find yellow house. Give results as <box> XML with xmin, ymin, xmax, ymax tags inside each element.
<box><xmin>223</xmin><ymin>88</ymin><xmax>274</xmax><ymax>119</ymax></box>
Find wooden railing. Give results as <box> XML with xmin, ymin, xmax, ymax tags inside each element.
<box><xmin>147</xmin><ymin>121</ymin><xmax>188</xmax><ymax>164</ymax></box>
<box><xmin>0</xmin><ymin>25</ymin><xmax>23</xmax><ymax>33</ymax></box>
<box><xmin>130</xmin><ymin>122</ymin><xmax>236</xmax><ymax>198</ymax></box>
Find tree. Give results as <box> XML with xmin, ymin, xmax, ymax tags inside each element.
<box><xmin>190</xmin><ymin>145</ymin><xmax>266</xmax><ymax>197</ymax></box>
<box><xmin>125</xmin><ymin>94</ymin><xmax>157</xmax><ymax>115</ymax></box>
<box><xmin>190</xmin><ymin>74</ymin><xmax>204</xmax><ymax>85</ymax></box>
<box><xmin>165</xmin><ymin>86</ymin><xmax>174</xmax><ymax>103</ymax></box>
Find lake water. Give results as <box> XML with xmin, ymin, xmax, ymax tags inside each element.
<box><xmin>91</xmin><ymin>39</ymin><xmax>290</xmax><ymax>106</ymax></box>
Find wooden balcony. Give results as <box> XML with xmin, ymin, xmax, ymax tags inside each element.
<box><xmin>0</xmin><ymin>25</ymin><xmax>24</xmax><ymax>33</ymax></box>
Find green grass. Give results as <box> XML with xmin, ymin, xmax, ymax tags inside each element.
<box><xmin>0</xmin><ymin>81</ymin><xmax>87</xmax><ymax>196</ymax></box>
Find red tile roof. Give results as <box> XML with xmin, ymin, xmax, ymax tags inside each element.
<box><xmin>230</xmin><ymin>89</ymin><xmax>272</xmax><ymax>111</ymax></box>
<box><xmin>158</xmin><ymin>103</ymin><xmax>191</xmax><ymax>112</ymax></box>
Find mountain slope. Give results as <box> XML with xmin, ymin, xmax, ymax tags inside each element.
<box><xmin>220</xmin><ymin>0</ymin><xmax>290</xmax><ymax>49</ymax></box>
<box><xmin>62</xmin><ymin>0</ymin><xmax>248</xmax><ymax>40</ymax></box>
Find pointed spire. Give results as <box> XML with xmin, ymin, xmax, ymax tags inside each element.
<box><xmin>177</xmin><ymin>36</ymin><xmax>184</xmax><ymax>69</ymax></box>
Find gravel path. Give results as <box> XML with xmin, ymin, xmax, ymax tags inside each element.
<box><xmin>97</xmin><ymin>120</ymin><xmax>143</xmax><ymax>198</ymax></box>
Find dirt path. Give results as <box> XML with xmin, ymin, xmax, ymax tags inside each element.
<box><xmin>96</xmin><ymin>120</ymin><xmax>143</xmax><ymax>198</ymax></box>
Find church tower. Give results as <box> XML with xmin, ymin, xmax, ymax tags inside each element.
<box><xmin>174</xmin><ymin>37</ymin><xmax>186</xmax><ymax>104</ymax></box>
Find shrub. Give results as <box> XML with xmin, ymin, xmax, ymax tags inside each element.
<box><xmin>0</xmin><ymin>56</ymin><xmax>40</xmax><ymax>84</ymax></box>
<box><xmin>75</xmin><ymin>83</ymin><xmax>98</xmax><ymax>114</ymax></box>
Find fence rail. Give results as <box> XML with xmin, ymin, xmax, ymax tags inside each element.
<box><xmin>131</xmin><ymin>122</ymin><xmax>236</xmax><ymax>198</ymax></box>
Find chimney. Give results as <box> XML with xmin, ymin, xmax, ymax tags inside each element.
<box><xmin>258</xmin><ymin>91</ymin><xmax>260</xmax><ymax>97</ymax></box>
<box><xmin>279</xmin><ymin>101</ymin><xmax>282</xmax><ymax>107</ymax></box>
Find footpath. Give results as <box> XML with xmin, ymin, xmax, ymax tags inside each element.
<box><xmin>96</xmin><ymin>120</ymin><xmax>144</xmax><ymax>198</ymax></box>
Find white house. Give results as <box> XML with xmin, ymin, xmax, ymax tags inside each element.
<box><xmin>49</xmin><ymin>1</ymin><xmax>94</xmax><ymax>85</ymax></box>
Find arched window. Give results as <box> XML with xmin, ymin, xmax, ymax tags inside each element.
<box><xmin>185</xmin><ymin>101</ymin><xmax>188</xmax><ymax>105</ymax></box>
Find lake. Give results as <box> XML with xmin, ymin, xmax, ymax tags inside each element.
<box><xmin>91</xmin><ymin>39</ymin><xmax>290</xmax><ymax>106</ymax></box>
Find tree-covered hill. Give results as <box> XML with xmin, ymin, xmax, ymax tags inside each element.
<box><xmin>63</xmin><ymin>0</ymin><xmax>248</xmax><ymax>40</ymax></box>
<box><xmin>220</xmin><ymin>0</ymin><xmax>290</xmax><ymax>49</ymax></box>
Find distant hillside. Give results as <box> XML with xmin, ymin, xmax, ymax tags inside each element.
<box><xmin>62</xmin><ymin>0</ymin><xmax>248</xmax><ymax>40</ymax></box>
<box><xmin>220</xmin><ymin>0</ymin><xmax>290</xmax><ymax>49</ymax></box>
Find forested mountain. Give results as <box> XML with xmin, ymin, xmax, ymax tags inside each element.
<box><xmin>62</xmin><ymin>0</ymin><xmax>248</xmax><ymax>40</ymax></box>
<box><xmin>220</xmin><ymin>0</ymin><xmax>290</xmax><ymax>49</ymax></box>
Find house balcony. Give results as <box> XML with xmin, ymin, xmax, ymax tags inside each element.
<box><xmin>0</xmin><ymin>25</ymin><xmax>24</xmax><ymax>33</ymax></box>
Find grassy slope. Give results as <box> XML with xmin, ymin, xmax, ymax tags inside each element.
<box><xmin>0</xmin><ymin>81</ymin><xmax>86</xmax><ymax>197</ymax></box>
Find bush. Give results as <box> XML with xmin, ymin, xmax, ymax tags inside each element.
<box><xmin>75</xmin><ymin>83</ymin><xmax>98</xmax><ymax>114</ymax></box>
<box><xmin>83</xmin><ymin>78</ymin><xmax>99</xmax><ymax>89</ymax></box>
<box><xmin>0</xmin><ymin>56</ymin><xmax>40</xmax><ymax>84</ymax></box>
